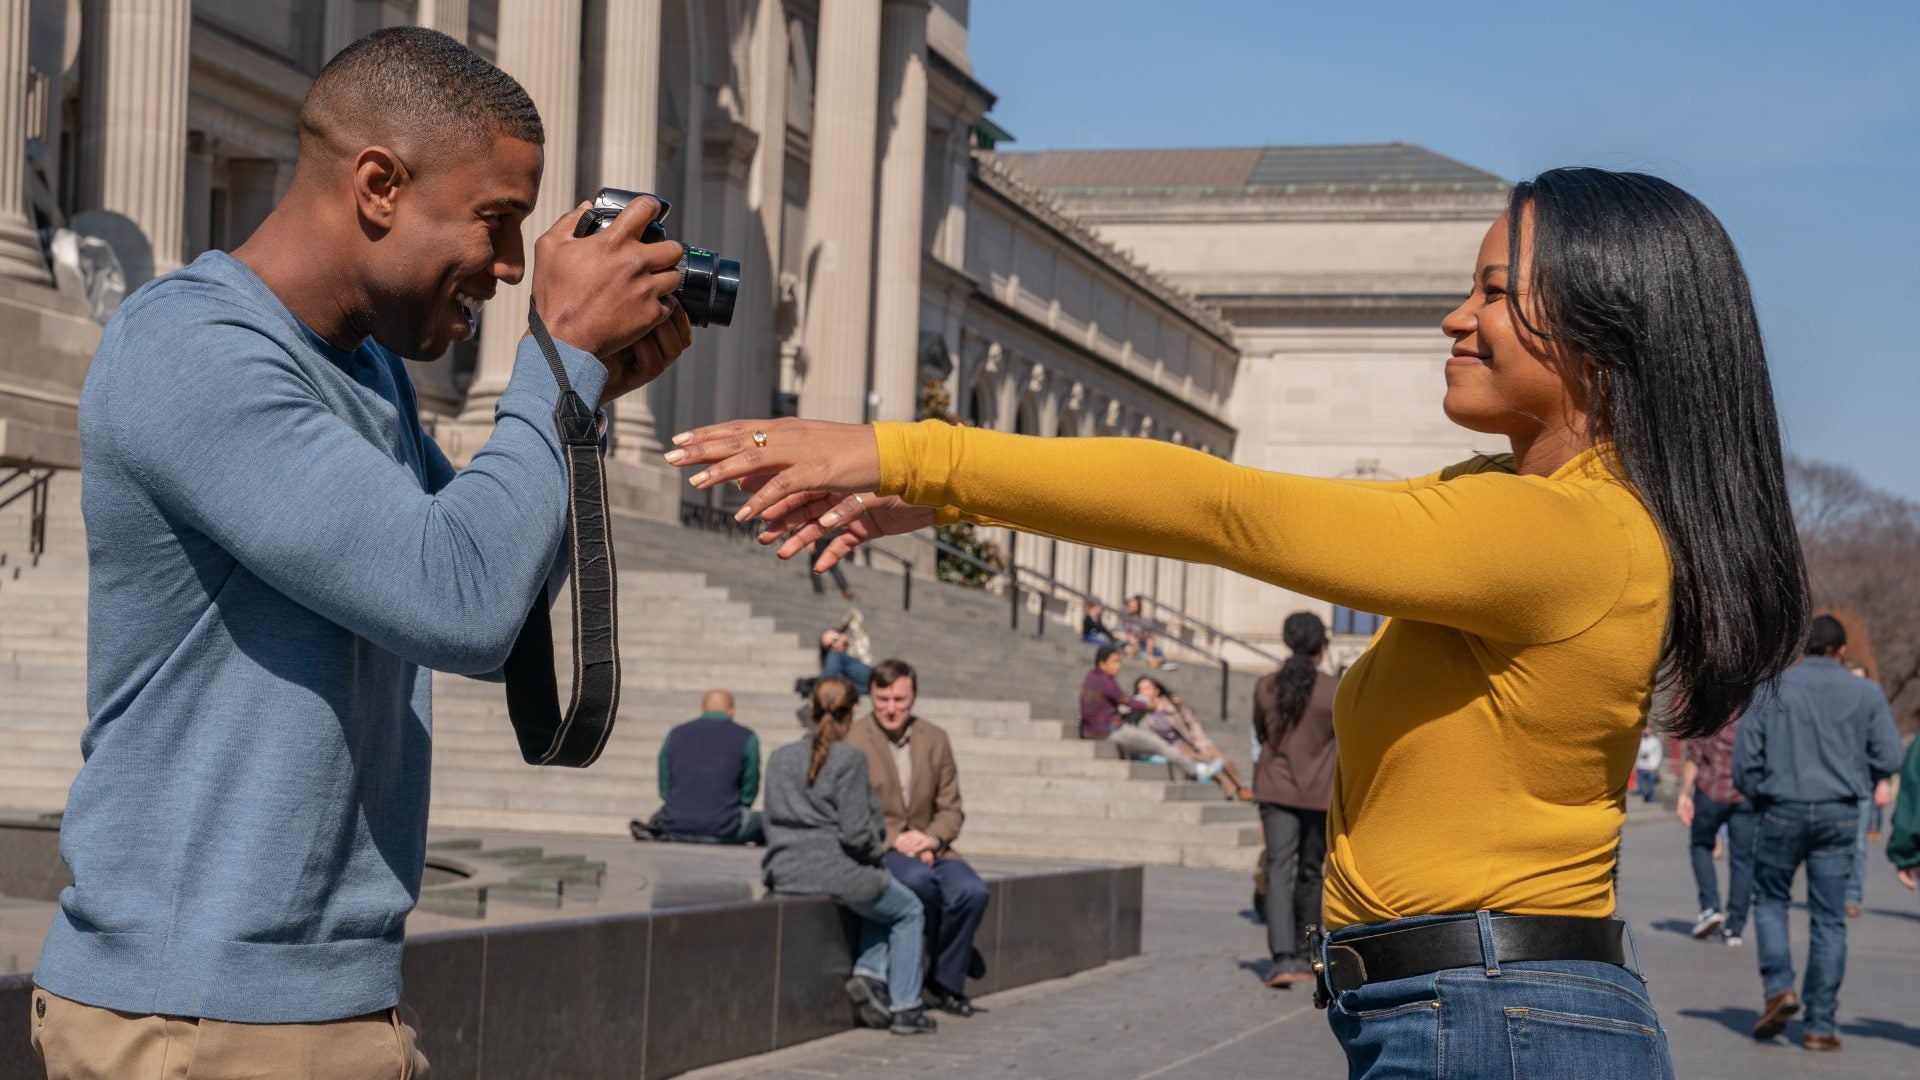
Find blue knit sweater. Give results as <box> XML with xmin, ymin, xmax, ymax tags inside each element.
<box><xmin>33</xmin><ymin>251</ymin><xmax>606</xmax><ymax>1022</ymax></box>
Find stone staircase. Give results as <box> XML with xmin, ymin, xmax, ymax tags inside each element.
<box><xmin>0</xmin><ymin>472</ymin><xmax>1267</xmax><ymax>870</ymax></box>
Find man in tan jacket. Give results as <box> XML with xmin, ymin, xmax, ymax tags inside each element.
<box><xmin>846</xmin><ymin>659</ymin><xmax>991</xmax><ymax>1017</ymax></box>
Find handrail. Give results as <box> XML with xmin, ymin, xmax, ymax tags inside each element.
<box><xmin>678</xmin><ymin>501</ymin><xmax>914</xmax><ymax>613</ymax></box>
<box><xmin>0</xmin><ymin>468</ymin><xmax>53</xmax><ymax>561</ymax></box>
<box><xmin>1135</xmin><ymin>595</ymin><xmax>1283</xmax><ymax>667</ymax></box>
<box><xmin>908</xmin><ymin>531</ymin><xmax>1245</xmax><ymax>719</ymax></box>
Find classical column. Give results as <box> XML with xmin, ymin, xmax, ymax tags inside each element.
<box><xmin>869</xmin><ymin>0</ymin><xmax>928</xmax><ymax>422</ymax></box>
<box><xmin>322</xmin><ymin>0</ymin><xmax>356</xmax><ymax>64</ymax></box>
<box><xmin>415</xmin><ymin>0</ymin><xmax>470</xmax><ymax>40</ymax></box>
<box><xmin>798</xmin><ymin>0</ymin><xmax>881</xmax><ymax>423</ymax></box>
<box><xmin>76</xmin><ymin>0</ymin><xmax>191</xmax><ymax>287</ymax></box>
<box><xmin>579</xmin><ymin>0</ymin><xmax>661</xmax><ymax>463</ymax></box>
<box><xmin>182</xmin><ymin>131</ymin><xmax>210</xmax><ymax>259</ymax></box>
<box><xmin>0</xmin><ymin>0</ymin><xmax>50</xmax><ymax>283</ymax></box>
<box><xmin>460</xmin><ymin>0</ymin><xmax>582</xmax><ymax>436</ymax></box>
<box><xmin>227</xmin><ymin>159</ymin><xmax>284</xmax><ymax>248</ymax></box>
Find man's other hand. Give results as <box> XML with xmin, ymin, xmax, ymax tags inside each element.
<box><xmin>531</xmin><ymin>197</ymin><xmax>686</xmax><ymax>368</ymax></box>
<box><xmin>1675</xmin><ymin>790</ymin><xmax>1695</xmax><ymax>827</ymax></box>
<box><xmin>600</xmin><ymin>297</ymin><xmax>692</xmax><ymax>403</ymax></box>
<box><xmin>894</xmin><ymin>829</ymin><xmax>938</xmax><ymax>858</ymax></box>
<box><xmin>1900</xmin><ymin>866</ymin><xmax>1917</xmax><ymax>891</ymax></box>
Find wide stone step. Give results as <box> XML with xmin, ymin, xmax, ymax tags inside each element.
<box><xmin>960</xmin><ymin>810</ymin><xmax>1260</xmax><ymax>847</ymax></box>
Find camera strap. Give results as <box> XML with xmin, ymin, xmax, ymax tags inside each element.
<box><xmin>499</xmin><ymin>301</ymin><xmax>621</xmax><ymax>768</ymax></box>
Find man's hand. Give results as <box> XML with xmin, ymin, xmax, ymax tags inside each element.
<box><xmin>530</xmin><ymin>197</ymin><xmax>686</xmax><ymax>373</ymax></box>
<box><xmin>1874</xmin><ymin>779</ymin><xmax>1892</xmax><ymax>808</ymax></box>
<box><xmin>599</xmin><ymin>297</ymin><xmax>692</xmax><ymax>403</ymax></box>
<box><xmin>1675</xmin><ymin>790</ymin><xmax>1695</xmax><ymax>827</ymax></box>
<box><xmin>1900</xmin><ymin>866</ymin><xmax>1917</xmax><ymax>892</ymax></box>
<box><xmin>893</xmin><ymin>829</ymin><xmax>938</xmax><ymax>859</ymax></box>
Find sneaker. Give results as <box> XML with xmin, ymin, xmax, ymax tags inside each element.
<box><xmin>1162</xmin><ymin>660</ymin><xmax>1181</xmax><ymax>671</ymax></box>
<box><xmin>1691</xmin><ymin>908</ymin><xmax>1725</xmax><ymax>939</ymax></box>
<box><xmin>1723</xmin><ymin>933</ymin><xmax>1743</xmax><ymax>948</ymax></box>
<box><xmin>845</xmin><ymin>974</ymin><xmax>891</xmax><ymax>1030</ymax></box>
<box><xmin>628</xmin><ymin>819</ymin><xmax>658</xmax><ymax>842</ymax></box>
<box><xmin>1195</xmin><ymin>759</ymin><xmax>1223</xmax><ymax>783</ymax></box>
<box><xmin>889</xmin><ymin>1007</ymin><xmax>938</xmax><ymax>1035</ymax></box>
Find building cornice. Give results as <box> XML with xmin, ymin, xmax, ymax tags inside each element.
<box><xmin>970</xmin><ymin>152</ymin><xmax>1237</xmax><ymax>348</ymax></box>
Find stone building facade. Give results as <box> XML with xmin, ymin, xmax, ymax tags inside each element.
<box><xmin>0</xmin><ymin>0</ymin><xmax>1240</xmax><ymax>631</ymax></box>
<box><xmin>995</xmin><ymin>144</ymin><xmax>1511</xmax><ymax>660</ymax></box>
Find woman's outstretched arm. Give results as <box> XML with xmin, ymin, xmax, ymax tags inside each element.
<box><xmin>669</xmin><ymin>418</ymin><xmax>1629</xmax><ymax>645</ymax></box>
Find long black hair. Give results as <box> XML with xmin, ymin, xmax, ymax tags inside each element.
<box><xmin>1506</xmin><ymin>168</ymin><xmax>1809</xmax><ymax>739</ymax></box>
<box><xmin>1256</xmin><ymin>612</ymin><xmax>1328</xmax><ymax>752</ymax></box>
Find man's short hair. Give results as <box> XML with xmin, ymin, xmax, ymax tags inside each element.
<box><xmin>870</xmin><ymin>659</ymin><xmax>917</xmax><ymax>694</ymax></box>
<box><xmin>300</xmin><ymin>27</ymin><xmax>542</xmax><ymax>168</ymax></box>
<box><xmin>1807</xmin><ymin>615</ymin><xmax>1847</xmax><ymax>657</ymax></box>
<box><xmin>1095</xmin><ymin>645</ymin><xmax>1120</xmax><ymax>667</ymax></box>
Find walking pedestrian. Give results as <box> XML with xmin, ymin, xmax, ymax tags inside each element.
<box><xmin>1843</xmin><ymin>661</ymin><xmax>1885</xmax><ymax>919</ymax></box>
<box><xmin>1636</xmin><ymin>728</ymin><xmax>1665</xmax><ymax>804</ymax></box>
<box><xmin>1888</xmin><ymin>732</ymin><xmax>1920</xmax><ymax>894</ymax></box>
<box><xmin>1250</xmin><ymin>613</ymin><xmax>1337</xmax><ymax>989</ymax></box>
<box><xmin>1733</xmin><ymin>615</ymin><xmax>1903</xmax><ymax>1050</ymax></box>
<box><xmin>1676</xmin><ymin>715</ymin><xmax>1754</xmax><ymax>945</ymax></box>
<box><xmin>672</xmin><ymin>167</ymin><xmax>1814</xmax><ymax>1078</ymax></box>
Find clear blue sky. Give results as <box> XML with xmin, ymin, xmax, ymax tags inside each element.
<box><xmin>971</xmin><ymin>0</ymin><xmax>1920</xmax><ymax>500</ymax></box>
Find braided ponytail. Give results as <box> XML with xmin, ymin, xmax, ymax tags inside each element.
<box><xmin>807</xmin><ymin>676</ymin><xmax>859</xmax><ymax>785</ymax></box>
<box><xmin>1258</xmin><ymin>612</ymin><xmax>1329</xmax><ymax>752</ymax></box>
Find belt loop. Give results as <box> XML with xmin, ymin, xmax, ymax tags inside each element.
<box><xmin>1475</xmin><ymin>909</ymin><xmax>1501</xmax><ymax>977</ymax></box>
<box><xmin>1621</xmin><ymin>918</ymin><xmax>1646</xmax><ymax>981</ymax></box>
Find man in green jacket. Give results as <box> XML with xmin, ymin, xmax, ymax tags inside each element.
<box><xmin>1889</xmin><ymin>733</ymin><xmax>1920</xmax><ymax>892</ymax></box>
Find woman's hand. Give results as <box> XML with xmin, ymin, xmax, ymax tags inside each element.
<box><xmin>665</xmin><ymin>418</ymin><xmax>885</xmax><ymax>521</ymax></box>
<box><xmin>754</xmin><ymin>491</ymin><xmax>937</xmax><ymax>571</ymax></box>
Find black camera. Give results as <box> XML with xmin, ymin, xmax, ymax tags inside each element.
<box><xmin>573</xmin><ymin>188</ymin><xmax>740</xmax><ymax>328</ymax></box>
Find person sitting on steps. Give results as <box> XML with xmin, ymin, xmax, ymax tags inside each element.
<box><xmin>1134</xmin><ymin>676</ymin><xmax>1251</xmax><ymax>801</ymax></box>
<box><xmin>1079</xmin><ymin>646</ymin><xmax>1220</xmax><ymax>784</ymax></box>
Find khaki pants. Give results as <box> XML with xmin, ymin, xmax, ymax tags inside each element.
<box><xmin>29</xmin><ymin>988</ymin><xmax>430</xmax><ymax>1080</ymax></box>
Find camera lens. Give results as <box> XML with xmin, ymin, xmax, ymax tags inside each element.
<box><xmin>677</xmin><ymin>247</ymin><xmax>740</xmax><ymax>328</ymax></box>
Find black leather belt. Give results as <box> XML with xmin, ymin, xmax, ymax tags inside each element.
<box><xmin>1313</xmin><ymin>914</ymin><xmax>1629</xmax><ymax>1004</ymax></box>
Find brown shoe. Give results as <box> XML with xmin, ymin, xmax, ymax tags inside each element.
<box><xmin>1752</xmin><ymin>990</ymin><xmax>1801</xmax><ymax>1040</ymax></box>
<box><xmin>1265</xmin><ymin>958</ymin><xmax>1314</xmax><ymax>989</ymax></box>
<box><xmin>1801</xmin><ymin>1033</ymin><xmax>1842</xmax><ymax>1052</ymax></box>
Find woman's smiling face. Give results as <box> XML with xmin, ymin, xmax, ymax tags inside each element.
<box><xmin>1439</xmin><ymin>210</ymin><xmax>1588</xmax><ymax>444</ymax></box>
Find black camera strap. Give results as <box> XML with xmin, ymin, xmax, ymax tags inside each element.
<box><xmin>499</xmin><ymin>301</ymin><xmax>621</xmax><ymax>767</ymax></box>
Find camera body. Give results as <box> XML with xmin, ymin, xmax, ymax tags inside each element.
<box><xmin>573</xmin><ymin>188</ymin><xmax>740</xmax><ymax>328</ymax></box>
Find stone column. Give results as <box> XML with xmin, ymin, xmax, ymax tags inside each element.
<box><xmin>76</xmin><ymin>0</ymin><xmax>191</xmax><ymax>288</ymax></box>
<box><xmin>182</xmin><ymin>131</ymin><xmax>210</xmax><ymax>259</ymax></box>
<box><xmin>579</xmin><ymin>0</ymin><xmax>660</xmax><ymax>463</ymax></box>
<box><xmin>415</xmin><ymin>0</ymin><xmax>469</xmax><ymax>40</ymax></box>
<box><xmin>0</xmin><ymin>0</ymin><xmax>50</xmax><ymax>283</ymax></box>
<box><xmin>797</xmin><ymin>0</ymin><xmax>881</xmax><ymax>423</ymax></box>
<box><xmin>458</xmin><ymin>0</ymin><xmax>582</xmax><ymax>446</ymax></box>
<box><xmin>227</xmin><ymin>159</ymin><xmax>283</xmax><ymax>247</ymax></box>
<box><xmin>869</xmin><ymin>0</ymin><xmax>928</xmax><ymax>422</ymax></box>
<box><xmin>322</xmin><ymin>0</ymin><xmax>356</xmax><ymax>61</ymax></box>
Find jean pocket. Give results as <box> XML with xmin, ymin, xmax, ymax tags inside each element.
<box><xmin>1505</xmin><ymin>1007</ymin><xmax>1669</xmax><ymax>1080</ymax></box>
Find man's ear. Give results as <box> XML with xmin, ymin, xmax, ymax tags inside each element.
<box><xmin>353</xmin><ymin>146</ymin><xmax>409</xmax><ymax>231</ymax></box>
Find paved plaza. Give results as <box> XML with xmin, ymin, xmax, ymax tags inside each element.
<box><xmin>687</xmin><ymin>818</ymin><xmax>1920</xmax><ymax>1079</ymax></box>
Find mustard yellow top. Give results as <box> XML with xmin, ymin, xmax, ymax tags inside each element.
<box><xmin>875</xmin><ymin>421</ymin><xmax>1671</xmax><ymax>929</ymax></box>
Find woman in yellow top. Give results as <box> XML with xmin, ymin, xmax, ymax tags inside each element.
<box><xmin>666</xmin><ymin>168</ymin><xmax>1808</xmax><ymax>1079</ymax></box>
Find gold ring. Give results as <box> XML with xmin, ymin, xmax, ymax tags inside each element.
<box><xmin>851</xmin><ymin>494</ymin><xmax>866</xmax><ymax>515</ymax></box>
<box><xmin>751</xmin><ymin>429</ymin><xmax>768</xmax><ymax>449</ymax></box>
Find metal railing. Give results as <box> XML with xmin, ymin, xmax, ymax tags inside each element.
<box><xmin>0</xmin><ymin>468</ymin><xmax>54</xmax><ymax>562</ymax></box>
<box><xmin>1135</xmin><ymin>596</ymin><xmax>1283</xmax><ymax>668</ymax></box>
<box><xmin>908</xmin><ymin>531</ymin><xmax>1248</xmax><ymax>719</ymax></box>
<box><xmin>677</xmin><ymin>500</ymin><xmax>915</xmax><ymax>612</ymax></box>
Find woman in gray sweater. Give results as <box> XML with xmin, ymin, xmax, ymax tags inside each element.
<box><xmin>764</xmin><ymin>676</ymin><xmax>935</xmax><ymax>1035</ymax></box>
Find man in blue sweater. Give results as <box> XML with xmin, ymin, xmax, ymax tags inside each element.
<box><xmin>1734</xmin><ymin>615</ymin><xmax>1904</xmax><ymax>1051</ymax></box>
<box><xmin>636</xmin><ymin>689</ymin><xmax>765</xmax><ymax>845</ymax></box>
<box><xmin>28</xmin><ymin>28</ymin><xmax>692</xmax><ymax>1077</ymax></box>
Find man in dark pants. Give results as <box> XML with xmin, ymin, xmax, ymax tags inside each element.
<box><xmin>634</xmin><ymin>689</ymin><xmax>764</xmax><ymax>845</ymax></box>
<box><xmin>846</xmin><ymin>660</ymin><xmax>991</xmax><ymax>1016</ymax></box>
<box><xmin>1677</xmin><ymin>715</ymin><xmax>1755</xmax><ymax>945</ymax></box>
<box><xmin>1734</xmin><ymin>616</ymin><xmax>1903</xmax><ymax>1051</ymax></box>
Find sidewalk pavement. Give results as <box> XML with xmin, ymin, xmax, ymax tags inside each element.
<box><xmin>686</xmin><ymin>818</ymin><xmax>1920</xmax><ymax>1079</ymax></box>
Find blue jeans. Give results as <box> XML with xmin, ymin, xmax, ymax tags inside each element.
<box><xmin>847</xmin><ymin>878</ymin><xmax>925</xmax><ymax>1012</ymax></box>
<box><xmin>1752</xmin><ymin>799</ymin><xmax>1856</xmax><ymax>1036</ymax></box>
<box><xmin>822</xmin><ymin>651</ymin><xmax>872</xmax><ymax>695</ymax></box>
<box><xmin>1635</xmin><ymin>768</ymin><xmax>1659</xmax><ymax>803</ymax></box>
<box><xmin>1323</xmin><ymin>913</ymin><xmax>1673</xmax><ymax>1079</ymax></box>
<box><xmin>1688</xmin><ymin>790</ymin><xmax>1756</xmax><ymax>934</ymax></box>
<box><xmin>885</xmin><ymin>851</ymin><xmax>990</xmax><ymax>993</ymax></box>
<box><xmin>1846</xmin><ymin>800</ymin><xmax>1870</xmax><ymax>906</ymax></box>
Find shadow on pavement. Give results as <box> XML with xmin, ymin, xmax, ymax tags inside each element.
<box><xmin>1650</xmin><ymin>918</ymin><xmax>1702</xmax><ymax>937</ymax></box>
<box><xmin>1864</xmin><ymin>906</ymin><xmax>1920</xmax><ymax>924</ymax></box>
<box><xmin>1677</xmin><ymin>1006</ymin><xmax>1762</xmax><ymax>1039</ymax></box>
<box><xmin>1839</xmin><ymin>1017</ymin><xmax>1920</xmax><ymax>1049</ymax></box>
